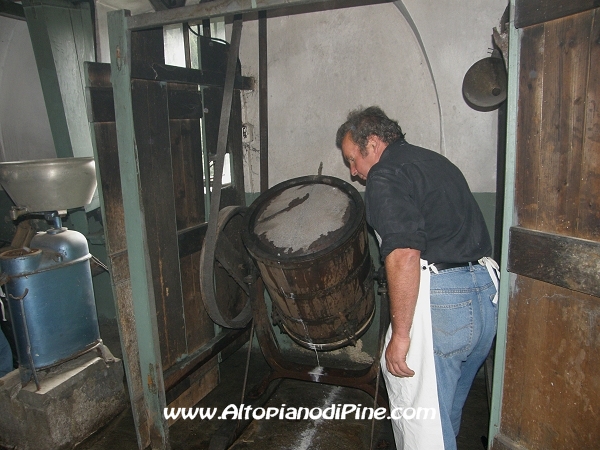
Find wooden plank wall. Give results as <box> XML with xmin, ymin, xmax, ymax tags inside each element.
<box><xmin>87</xmin><ymin>61</ymin><xmax>221</xmax><ymax>416</ymax></box>
<box><xmin>132</xmin><ymin>77</ymin><xmax>187</xmax><ymax>367</ymax></box>
<box><xmin>169</xmin><ymin>84</ymin><xmax>210</xmax><ymax>354</ymax></box>
<box><xmin>515</xmin><ymin>10</ymin><xmax>600</xmax><ymax>239</ymax></box>
<box><xmin>84</xmin><ymin>21</ymin><xmax>253</xmax><ymax>422</ymax></box>
<box><xmin>497</xmin><ymin>7</ymin><xmax>600</xmax><ymax>449</ymax></box>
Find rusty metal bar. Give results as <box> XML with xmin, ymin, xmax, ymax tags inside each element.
<box><xmin>259</xmin><ymin>10</ymin><xmax>268</xmax><ymax>193</ymax></box>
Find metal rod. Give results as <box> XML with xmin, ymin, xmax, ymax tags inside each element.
<box><xmin>16</xmin><ymin>289</ymin><xmax>41</xmax><ymax>390</ymax></box>
<box><xmin>202</xmin><ymin>19</ymin><xmax>211</xmax><ymax>37</ymax></box>
<box><xmin>259</xmin><ymin>10</ymin><xmax>269</xmax><ymax>193</ymax></box>
<box><xmin>369</xmin><ymin>366</ymin><xmax>382</xmax><ymax>450</ymax></box>
<box><xmin>183</xmin><ymin>22</ymin><xmax>192</xmax><ymax>69</ymax></box>
<box><xmin>209</xmin><ymin>378</ymin><xmax>283</xmax><ymax>450</ymax></box>
<box><xmin>52</xmin><ymin>215</ymin><xmax>62</xmax><ymax>230</ymax></box>
<box><xmin>239</xmin><ymin>320</ymin><xmax>255</xmax><ymax>405</ymax></box>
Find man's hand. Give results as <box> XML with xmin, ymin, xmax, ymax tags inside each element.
<box><xmin>384</xmin><ymin>247</ymin><xmax>421</xmax><ymax>378</ymax></box>
<box><xmin>385</xmin><ymin>334</ymin><xmax>415</xmax><ymax>377</ymax></box>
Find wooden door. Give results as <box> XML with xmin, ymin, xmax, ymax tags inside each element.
<box><xmin>492</xmin><ymin>2</ymin><xmax>600</xmax><ymax>449</ymax></box>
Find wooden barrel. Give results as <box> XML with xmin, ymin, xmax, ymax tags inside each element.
<box><xmin>243</xmin><ymin>175</ymin><xmax>375</xmax><ymax>351</ymax></box>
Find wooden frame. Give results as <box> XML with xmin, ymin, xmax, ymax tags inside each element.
<box><xmin>105</xmin><ymin>0</ymin><xmax>398</xmax><ymax>447</ymax></box>
<box><xmin>99</xmin><ymin>12</ymin><xmax>254</xmax><ymax>447</ymax></box>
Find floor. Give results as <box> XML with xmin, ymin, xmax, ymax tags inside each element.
<box><xmin>76</xmin><ymin>326</ymin><xmax>491</xmax><ymax>450</ymax></box>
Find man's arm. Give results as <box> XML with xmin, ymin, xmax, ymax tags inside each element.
<box><xmin>384</xmin><ymin>247</ymin><xmax>421</xmax><ymax>377</ymax></box>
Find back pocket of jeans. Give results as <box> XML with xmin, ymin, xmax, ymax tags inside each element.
<box><xmin>431</xmin><ymin>300</ymin><xmax>473</xmax><ymax>358</ymax></box>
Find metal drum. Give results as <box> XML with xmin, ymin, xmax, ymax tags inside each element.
<box><xmin>0</xmin><ymin>228</ymin><xmax>100</xmax><ymax>371</ymax></box>
<box><xmin>243</xmin><ymin>175</ymin><xmax>375</xmax><ymax>351</ymax></box>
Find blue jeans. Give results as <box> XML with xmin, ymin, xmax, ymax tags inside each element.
<box><xmin>429</xmin><ymin>263</ymin><xmax>498</xmax><ymax>450</ymax></box>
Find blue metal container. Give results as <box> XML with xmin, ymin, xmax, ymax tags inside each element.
<box><xmin>0</xmin><ymin>228</ymin><xmax>100</xmax><ymax>370</ymax></box>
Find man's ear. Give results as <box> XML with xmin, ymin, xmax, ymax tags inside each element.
<box><xmin>368</xmin><ymin>135</ymin><xmax>383</xmax><ymax>155</ymax></box>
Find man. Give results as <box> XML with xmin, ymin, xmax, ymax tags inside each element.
<box><xmin>336</xmin><ymin>106</ymin><xmax>498</xmax><ymax>450</ymax></box>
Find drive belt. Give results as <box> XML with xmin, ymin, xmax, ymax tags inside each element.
<box><xmin>200</xmin><ymin>17</ymin><xmax>252</xmax><ymax>329</ymax></box>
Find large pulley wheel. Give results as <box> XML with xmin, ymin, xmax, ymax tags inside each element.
<box><xmin>200</xmin><ymin>205</ymin><xmax>253</xmax><ymax>328</ymax></box>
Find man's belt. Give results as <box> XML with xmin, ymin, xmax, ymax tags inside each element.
<box><xmin>431</xmin><ymin>261</ymin><xmax>480</xmax><ymax>271</ymax></box>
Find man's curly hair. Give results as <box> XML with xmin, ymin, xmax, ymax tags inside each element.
<box><xmin>336</xmin><ymin>106</ymin><xmax>405</xmax><ymax>156</ymax></box>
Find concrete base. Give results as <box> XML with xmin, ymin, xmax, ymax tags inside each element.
<box><xmin>0</xmin><ymin>348</ymin><xmax>127</xmax><ymax>450</ymax></box>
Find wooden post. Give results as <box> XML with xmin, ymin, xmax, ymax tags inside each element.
<box><xmin>22</xmin><ymin>0</ymin><xmax>95</xmax><ymax>160</ymax></box>
<box><xmin>107</xmin><ymin>9</ymin><xmax>170</xmax><ymax>449</ymax></box>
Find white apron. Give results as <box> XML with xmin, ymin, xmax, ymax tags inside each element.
<box><xmin>381</xmin><ymin>259</ymin><xmax>445</xmax><ymax>450</ymax></box>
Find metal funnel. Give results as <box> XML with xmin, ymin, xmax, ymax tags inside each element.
<box><xmin>0</xmin><ymin>157</ymin><xmax>97</xmax><ymax>214</ymax></box>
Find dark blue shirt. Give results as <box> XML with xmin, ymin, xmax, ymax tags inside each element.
<box><xmin>365</xmin><ymin>139</ymin><xmax>492</xmax><ymax>263</ymax></box>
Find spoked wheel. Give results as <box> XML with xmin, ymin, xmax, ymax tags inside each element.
<box><xmin>199</xmin><ymin>205</ymin><xmax>254</xmax><ymax>328</ymax></box>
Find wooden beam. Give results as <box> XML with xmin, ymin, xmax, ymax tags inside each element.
<box><xmin>0</xmin><ymin>0</ymin><xmax>25</xmax><ymax>20</ymax></box>
<box><xmin>131</xmin><ymin>62</ymin><xmax>254</xmax><ymax>90</ymax></box>
<box><xmin>163</xmin><ymin>327</ymin><xmax>247</xmax><ymax>403</ymax></box>
<box><xmin>22</xmin><ymin>0</ymin><xmax>96</xmax><ymax>160</ymax></box>
<box><xmin>107</xmin><ymin>9</ymin><xmax>170</xmax><ymax>448</ymax></box>
<box><xmin>127</xmin><ymin>0</ymin><xmax>392</xmax><ymax>30</ymax></box>
<box><xmin>86</xmin><ymin>63</ymin><xmax>249</xmax><ymax>122</ymax></box>
<box><xmin>515</xmin><ymin>0</ymin><xmax>599</xmax><ymax>29</ymax></box>
<box><xmin>128</xmin><ymin>26</ymin><xmax>253</xmax><ymax>88</ymax></box>
<box><xmin>149</xmin><ymin>0</ymin><xmax>187</xmax><ymax>11</ymax></box>
<box><xmin>507</xmin><ymin>226</ymin><xmax>600</xmax><ymax>298</ymax></box>
<box><xmin>493</xmin><ymin>432</ymin><xmax>536</xmax><ymax>450</ymax></box>
<box><xmin>86</xmin><ymin>60</ymin><xmax>153</xmax><ymax>450</ymax></box>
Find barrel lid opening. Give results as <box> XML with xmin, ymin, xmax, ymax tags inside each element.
<box><xmin>244</xmin><ymin>176</ymin><xmax>364</xmax><ymax>261</ymax></box>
